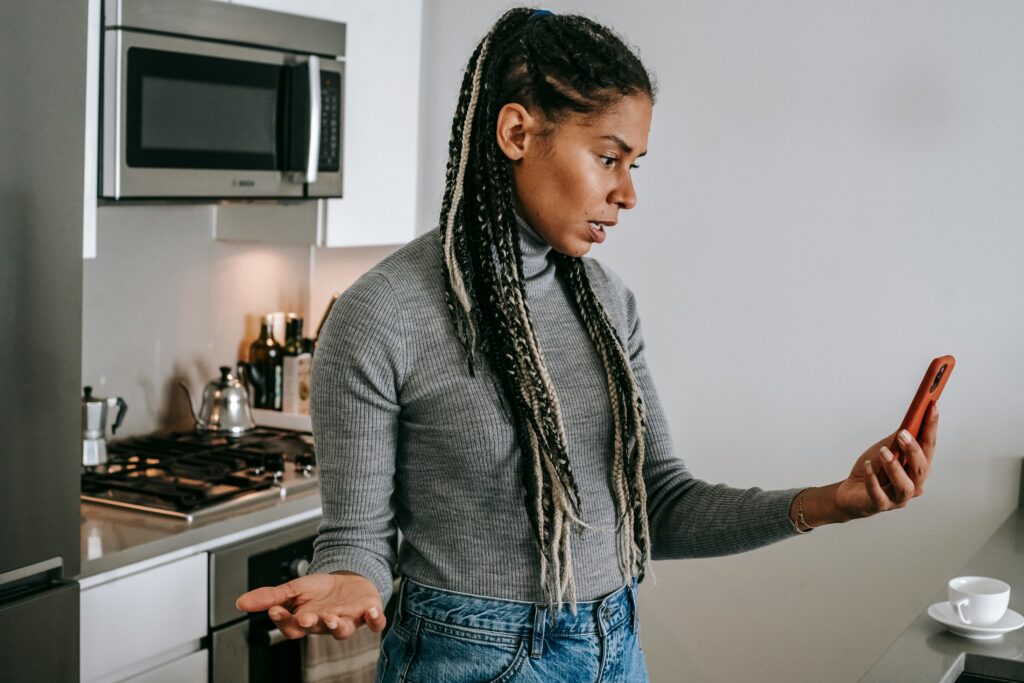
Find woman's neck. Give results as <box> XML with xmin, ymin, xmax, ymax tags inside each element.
<box><xmin>513</xmin><ymin>211</ymin><xmax>553</xmax><ymax>280</ymax></box>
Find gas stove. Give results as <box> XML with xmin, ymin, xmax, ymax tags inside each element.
<box><xmin>80</xmin><ymin>427</ymin><xmax>318</xmax><ymax>522</ymax></box>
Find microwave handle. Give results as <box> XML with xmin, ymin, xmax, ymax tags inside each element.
<box><xmin>302</xmin><ymin>55</ymin><xmax>322</xmax><ymax>183</ymax></box>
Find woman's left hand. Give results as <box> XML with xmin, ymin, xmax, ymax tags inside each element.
<box><xmin>833</xmin><ymin>402</ymin><xmax>939</xmax><ymax>520</ymax></box>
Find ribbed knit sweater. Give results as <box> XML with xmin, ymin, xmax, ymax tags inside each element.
<box><xmin>308</xmin><ymin>216</ymin><xmax>804</xmax><ymax>607</ymax></box>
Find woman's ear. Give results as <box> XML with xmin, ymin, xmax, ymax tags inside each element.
<box><xmin>495</xmin><ymin>103</ymin><xmax>539</xmax><ymax>161</ymax></box>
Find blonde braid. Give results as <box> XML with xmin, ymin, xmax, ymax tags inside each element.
<box><xmin>443</xmin><ymin>34</ymin><xmax>491</xmax><ymax>358</ymax></box>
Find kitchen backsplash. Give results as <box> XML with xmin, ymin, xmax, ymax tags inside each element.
<box><xmin>82</xmin><ymin>204</ymin><xmax>402</xmax><ymax>436</ymax></box>
<box><xmin>83</xmin><ymin>205</ymin><xmax>310</xmax><ymax>436</ymax></box>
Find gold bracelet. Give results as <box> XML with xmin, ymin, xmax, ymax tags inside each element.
<box><xmin>791</xmin><ymin>488</ymin><xmax>815</xmax><ymax>534</ymax></box>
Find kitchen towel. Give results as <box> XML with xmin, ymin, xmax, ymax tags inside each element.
<box><xmin>302</xmin><ymin>627</ymin><xmax>381</xmax><ymax>683</ymax></box>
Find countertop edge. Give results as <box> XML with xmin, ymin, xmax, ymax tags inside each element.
<box><xmin>77</xmin><ymin>492</ymin><xmax>322</xmax><ymax>582</ymax></box>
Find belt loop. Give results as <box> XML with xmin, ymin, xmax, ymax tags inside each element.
<box><xmin>530</xmin><ymin>604</ymin><xmax>547</xmax><ymax>659</ymax></box>
<box><xmin>394</xmin><ymin>576</ymin><xmax>408</xmax><ymax>625</ymax></box>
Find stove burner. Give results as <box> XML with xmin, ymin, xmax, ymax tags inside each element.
<box><xmin>81</xmin><ymin>427</ymin><xmax>317</xmax><ymax>520</ymax></box>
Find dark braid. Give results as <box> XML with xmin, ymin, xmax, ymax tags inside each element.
<box><xmin>438</xmin><ymin>7</ymin><xmax>656</xmax><ymax>614</ymax></box>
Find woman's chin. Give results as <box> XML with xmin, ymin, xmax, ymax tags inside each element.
<box><xmin>550</xmin><ymin>238</ymin><xmax>592</xmax><ymax>258</ymax></box>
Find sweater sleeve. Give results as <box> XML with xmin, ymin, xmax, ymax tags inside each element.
<box><xmin>615</xmin><ymin>279</ymin><xmax>805</xmax><ymax>559</ymax></box>
<box><xmin>307</xmin><ymin>271</ymin><xmax>404</xmax><ymax>606</ymax></box>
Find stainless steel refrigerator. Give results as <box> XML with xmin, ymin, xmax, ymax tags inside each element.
<box><xmin>0</xmin><ymin>1</ymin><xmax>90</xmax><ymax>679</ymax></box>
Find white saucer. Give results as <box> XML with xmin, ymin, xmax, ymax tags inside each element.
<box><xmin>927</xmin><ymin>602</ymin><xmax>1024</xmax><ymax>640</ymax></box>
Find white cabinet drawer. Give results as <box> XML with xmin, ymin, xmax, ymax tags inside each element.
<box><xmin>81</xmin><ymin>554</ymin><xmax>208</xmax><ymax>682</ymax></box>
<box><xmin>122</xmin><ymin>649</ymin><xmax>208</xmax><ymax>683</ymax></box>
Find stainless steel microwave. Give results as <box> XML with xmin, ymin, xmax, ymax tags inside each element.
<box><xmin>101</xmin><ymin>0</ymin><xmax>345</xmax><ymax>200</ymax></box>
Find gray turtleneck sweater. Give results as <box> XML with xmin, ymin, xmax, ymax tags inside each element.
<box><xmin>308</xmin><ymin>218</ymin><xmax>804</xmax><ymax>607</ymax></box>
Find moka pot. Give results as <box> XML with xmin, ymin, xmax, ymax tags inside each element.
<box><xmin>82</xmin><ymin>386</ymin><xmax>127</xmax><ymax>467</ymax></box>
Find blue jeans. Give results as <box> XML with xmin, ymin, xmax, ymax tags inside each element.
<box><xmin>375</xmin><ymin>576</ymin><xmax>649</xmax><ymax>683</ymax></box>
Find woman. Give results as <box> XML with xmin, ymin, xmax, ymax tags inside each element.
<box><xmin>237</xmin><ymin>8</ymin><xmax>939</xmax><ymax>681</ymax></box>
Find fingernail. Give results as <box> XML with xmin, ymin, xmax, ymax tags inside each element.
<box><xmin>369</xmin><ymin>607</ymin><xmax>379</xmax><ymax>618</ymax></box>
<box><xmin>881</xmin><ymin>447</ymin><xmax>894</xmax><ymax>462</ymax></box>
<box><xmin>898</xmin><ymin>430</ymin><xmax>911</xmax><ymax>444</ymax></box>
<box><xmin>864</xmin><ymin>460</ymin><xmax>873</xmax><ymax>474</ymax></box>
<box><xmin>326</xmin><ymin>621</ymin><xmax>337</xmax><ymax>629</ymax></box>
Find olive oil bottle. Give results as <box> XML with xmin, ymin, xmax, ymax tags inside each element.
<box><xmin>248</xmin><ymin>314</ymin><xmax>283</xmax><ymax>410</ymax></box>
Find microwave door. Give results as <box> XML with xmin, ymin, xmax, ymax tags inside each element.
<box><xmin>103</xmin><ymin>31</ymin><xmax>303</xmax><ymax>199</ymax></box>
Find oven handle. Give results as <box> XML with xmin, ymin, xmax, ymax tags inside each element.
<box><xmin>254</xmin><ymin>626</ymin><xmax>289</xmax><ymax>648</ymax></box>
<box><xmin>303</xmin><ymin>55</ymin><xmax>321</xmax><ymax>184</ymax></box>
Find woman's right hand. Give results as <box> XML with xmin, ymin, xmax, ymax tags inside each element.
<box><xmin>235</xmin><ymin>571</ymin><xmax>386</xmax><ymax>640</ymax></box>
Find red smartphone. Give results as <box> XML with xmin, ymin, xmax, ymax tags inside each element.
<box><xmin>891</xmin><ymin>355</ymin><xmax>955</xmax><ymax>465</ymax></box>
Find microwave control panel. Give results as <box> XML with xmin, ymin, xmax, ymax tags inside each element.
<box><xmin>319</xmin><ymin>72</ymin><xmax>341</xmax><ymax>172</ymax></box>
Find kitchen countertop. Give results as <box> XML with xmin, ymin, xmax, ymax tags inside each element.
<box><xmin>858</xmin><ymin>505</ymin><xmax>1024</xmax><ymax>682</ymax></box>
<box><xmin>77</xmin><ymin>489</ymin><xmax>322</xmax><ymax>579</ymax></box>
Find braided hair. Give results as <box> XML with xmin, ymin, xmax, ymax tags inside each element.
<box><xmin>439</xmin><ymin>7</ymin><xmax>657</xmax><ymax>614</ymax></box>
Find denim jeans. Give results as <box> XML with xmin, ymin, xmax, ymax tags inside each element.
<box><xmin>375</xmin><ymin>576</ymin><xmax>649</xmax><ymax>683</ymax></box>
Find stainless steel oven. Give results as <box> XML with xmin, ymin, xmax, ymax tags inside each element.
<box><xmin>102</xmin><ymin>0</ymin><xmax>345</xmax><ymax>200</ymax></box>
<box><xmin>208</xmin><ymin>517</ymin><xmax>389</xmax><ymax>682</ymax></box>
<box><xmin>209</xmin><ymin>518</ymin><xmax>319</xmax><ymax>682</ymax></box>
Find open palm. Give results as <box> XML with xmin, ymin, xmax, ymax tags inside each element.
<box><xmin>236</xmin><ymin>571</ymin><xmax>386</xmax><ymax>640</ymax></box>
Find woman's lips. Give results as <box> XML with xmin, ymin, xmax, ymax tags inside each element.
<box><xmin>588</xmin><ymin>221</ymin><xmax>607</xmax><ymax>244</ymax></box>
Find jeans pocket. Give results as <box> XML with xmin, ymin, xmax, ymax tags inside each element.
<box><xmin>377</xmin><ymin>624</ymin><xmax>411</xmax><ymax>683</ymax></box>
<box><xmin>626</xmin><ymin>626</ymin><xmax>649</xmax><ymax>681</ymax></box>
<box><xmin>375</xmin><ymin>647</ymin><xmax>390</xmax><ymax>682</ymax></box>
<box><xmin>404</xmin><ymin>620</ymin><xmax>529</xmax><ymax>683</ymax></box>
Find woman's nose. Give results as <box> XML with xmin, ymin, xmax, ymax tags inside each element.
<box><xmin>610</xmin><ymin>173</ymin><xmax>637</xmax><ymax>210</ymax></box>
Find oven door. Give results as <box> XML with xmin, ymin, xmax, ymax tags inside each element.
<box><xmin>102</xmin><ymin>30</ymin><xmax>343</xmax><ymax>199</ymax></box>
<box><xmin>212</xmin><ymin>617</ymin><xmax>303</xmax><ymax>683</ymax></box>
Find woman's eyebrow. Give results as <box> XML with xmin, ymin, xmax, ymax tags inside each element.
<box><xmin>599</xmin><ymin>134</ymin><xmax>647</xmax><ymax>157</ymax></box>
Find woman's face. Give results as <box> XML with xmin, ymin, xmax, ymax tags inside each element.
<box><xmin>497</xmin><ymin>94</ymin><xmax>652</xmax><ymax>257</ymax></box>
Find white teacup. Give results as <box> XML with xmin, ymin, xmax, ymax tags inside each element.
<box><xmin>948</xmin><ymin>576</ymin><xmax>1011</xmax><ymax>626</ymax></box>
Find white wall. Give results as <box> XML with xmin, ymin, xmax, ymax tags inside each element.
<box><xmin>310</xmin><ymin>245</ymin><xmax>400</xmax><ymax>328</ymax></box>
<box><xmin>417</xmin><ymin>1</ymin><xmax>1024</xmax><ymax>681</ymax></box>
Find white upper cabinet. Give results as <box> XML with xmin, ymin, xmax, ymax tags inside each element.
<box><xmin>231</xmin><ymin>0</ymin><xmax>423</xmax><ymax>247</ymax></box>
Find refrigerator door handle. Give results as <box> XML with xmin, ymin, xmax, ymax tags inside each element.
<box><xmin>0</xmin><ymin>557</ymin><xmax>63</xmax><ymax>589</ymax></box>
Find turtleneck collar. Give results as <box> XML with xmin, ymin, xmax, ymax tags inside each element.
<box><xmin>514</xmin><ymin>211</ymin><xmax>554</xmax><ymax>281</ymax></box>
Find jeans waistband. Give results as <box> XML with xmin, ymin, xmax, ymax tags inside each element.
<box><xmin>395</xmin><ymin>576</ymin><xmax>639</xmax><ymax>638</ymax></box>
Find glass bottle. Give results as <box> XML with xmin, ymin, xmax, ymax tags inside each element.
<box><xmin>282</xmin><ymin>314</ymin><xmax>312</xmax><ymax>414</ymax></box>
<box><xmin>248</xmin><ymin>314</ymin><xmax>283</xmax><ymax>410</ymax></box>
<box><xmin>283</xmin><ymin>315</ymin><xmax>303</xmax><ymax>355</ymax></box>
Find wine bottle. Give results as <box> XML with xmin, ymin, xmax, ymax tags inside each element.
<box><xmin>248</xmin><ymin>314</ymin><xmax>283</xmax><ymax>410</ymax></box>
<box><xmin>282</xmin><ymin>314</ymin><xmax>312</xmax><ymax>414</ymax></box>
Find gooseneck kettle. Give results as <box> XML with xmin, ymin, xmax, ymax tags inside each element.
<box><xmin>179</xmin><ymin>366</ymin><xmax>256</xmax><ymax>436</ymax></box>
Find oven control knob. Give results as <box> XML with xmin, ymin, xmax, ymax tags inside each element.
<box><xmin>289</xmin><ymin>558</ymin><xmax>310</xmax><ymax>578</ymax></box>
<box><xmin>295</xmin><ymin>452</ymin><xmax>316</xmax><ymax>477</ymax></box>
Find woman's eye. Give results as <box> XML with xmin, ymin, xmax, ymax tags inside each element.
<box><xmin>600</xmin><ymin>156</ymin><xmax>640</xmax><ymax>170</ymax></box>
